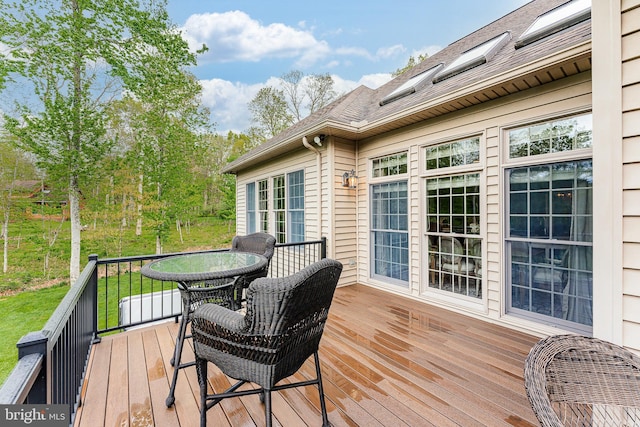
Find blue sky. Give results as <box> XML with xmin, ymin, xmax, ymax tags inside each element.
<box><xmin>166</xmin><ymin>0</ymin><xmax>530</xmax><ymax>134</ymax></box>
<box><xmin>2</xmin><ymin>1</ymin><xmax>530</xmax><ymax>136</ymax></box>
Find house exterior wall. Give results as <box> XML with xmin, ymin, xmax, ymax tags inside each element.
<box><xmin>332</xmin><ymin>138</ymin><xmax>358</xmax><ymax>285</ymax></box>
<box><xmin>353</xmin><ymin>72</ymin><xmax>592</xmax><ymax>337</ymax></box>
<box><xmin>620</xmin><ymin>0</ymin><xmax>640</xmax><ymax>353</ymax></box>
<box><xmin>227</xmin><ymin>0</ymin><xmax>640</xmax><ymax>349</ymax></box>
<box><xmin>235</xmin><ymin>146</ymin><xmax>320</xmax><ymax>239</ymax></box>
<box><xmin>591</xmin><ymin>0</ymin><xmax>640</xmax><ymax>353</ymax></box>
<box><xmin>234</xmin><ymin>142</ymin><xmax>359</xmax><ymax>286</ymax></box>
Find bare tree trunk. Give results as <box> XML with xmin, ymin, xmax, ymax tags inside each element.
<box><xmin>45</xmin><ymin>215</ymin><xmax>65</xmax><ymax>279</ymax></box>
<box><xmin>121</xmin><ymin>193</ymin><xmax>127</xmax><ymax>227</ymax></box>
<box><xmin>136</xmin><ymin>173</ymin><xmax>143</xmax><ymax>236</ymax></box>
<box><xmin>176</xmin><ymin>219</ymin><xmax>183</xmax><ymax>243</ymax></box>
<box><xmin>155</xmin><ymin>234</ymin><xmax>162</xmax><ymax>254</ymax></box>
<box><xmin>2</xmin><ymin>217</ymin><xmax>8</xmax><ymax>274</ymax></box>
<box><xmin>69</xmin><ymin>181</ymin><xmax>82</xmax><ymax>284</ymax></box>
<box><xmin>3</xmin><ymin>162</ymin><xmax>17</xmax><ymax>273</ymax></box>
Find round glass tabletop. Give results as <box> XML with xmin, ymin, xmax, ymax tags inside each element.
<box><xmin>141</xmin><ymin>251</ymin><xmax>267</xmax><ymax>283</ymax></box>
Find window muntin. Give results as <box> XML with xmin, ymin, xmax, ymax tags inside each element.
<box><xmin>273</xmin><ymin>175</ymin><xmax>286</xmax><ymax>243</ymax></box>
<box><xmin>248</xmin><ymin>172</ymin><xmax>304</xmax><ymax>242</ymax></box>
<box><xmin>246</xmin><ymin>182</ymin><xmax>256</xmax><ymax>234</ymax></box>
<box><xmin>372</xmin><ymin>152</ymin><xmax>408</xmax><ymax>178</ymax></box>
<box><xmin>508</xmin><ymin>113</ymin><xmax>592</xmax><ymax>159</ymax></box>
<box><xmin>371</xmin><ymin>181</ymin><xmax>409</xmax><ymax>285</ymax></box>
<box><xmin>258</xmin><ymin>179</ymin><xmax>268</xmax><ymax>233</ymax></box>
<box><xmin>426</xmin><ymin>173</ymin><xmax>481</xmax><ymax>298</ymax></box>
<box><xmin>515</xmin><ymin>0</ymin><xmax>591</xmax><ymax>49</ymax></box>
<box><xmin>287</xmin><ymin>170</ymin><xmax>304</xmax><ymax>243</ymax></box>
<box><xmin>426</xmin><ymin>137</ymin><xmax>479</xmax><ymax>170</ymax></box>
<box><xmin>507</xmin><ymin>158</ymin><xmax>593</xmax><ymax>329</ymax></box>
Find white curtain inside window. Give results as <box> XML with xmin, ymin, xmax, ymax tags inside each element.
<box><xmin>563</xmin><ymin>183</ymin><xmax>593</xmax><ymax>326</ymax></box>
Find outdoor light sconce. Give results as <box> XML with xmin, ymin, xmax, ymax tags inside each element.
<box><xmin>342</xmin><ymin>169</ymin><xmax>358</xmax><ymax>189</ymax></box>
<box><xmin>313</xmin><ymin>134</ymin><xmax>325</xmax><ymax>146</ymax></box>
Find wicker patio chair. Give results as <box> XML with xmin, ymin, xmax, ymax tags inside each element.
<box><xmin>163</xmin><ymin>234</ymin><xmax>274</xmax><ymax>407</ymax></box>
<box><xmin>229</xmin><ymin>232</ymin><xmax>276</xmax><ymax>308</ymax></box>
<box><xmin>191</xmin><ymin>258</ymin><xmax>343</xmax><ymax>427</ymax></box>
<box><xmin>166</xmin><ymin>259</ymin><xmax>264</xmax><ymax>407</ymax></box>
<box><xmin>524</xmin><ymin>334</ymin><xmax>640</xmax><ymax>426</ymax></box>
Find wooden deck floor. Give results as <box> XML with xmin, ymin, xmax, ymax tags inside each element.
<box><xmin>74</xmin><ymin>284</ymin><xmax>541</xmax><ymax>427</ymax></box>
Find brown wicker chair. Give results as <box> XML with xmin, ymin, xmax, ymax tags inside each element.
<box><xmin>192</xmin><ymin>258</ymin><xmax>343</xmax><ymax>427</ymax></box>
<box><xmin>524</xmin><ymin>334</ymin><xmax>640</xmax><ymax>426</ymax></box>
<box><xmin>229</xmin><ymin>232</ymin><xmax>276</xmax><ymax>308</ymax></box>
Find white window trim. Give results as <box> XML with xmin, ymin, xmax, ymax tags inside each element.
<box><xmin>499</xmin><ymin>110</ymin><xmax>594</xmax><ymax>334</ymax></box>
<box><xmin>419</xmin><ymin>133</ymin><xmax>487</xmax><ymax>310</ymax></box>
<box><xmin>246</xmin><ymin>169</ymin><xmax>306</xmax><ymax>243</ymax></box>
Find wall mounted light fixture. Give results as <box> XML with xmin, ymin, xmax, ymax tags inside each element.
<box><xmin>342</xmin><ymin>169</ymin><xmax>358</xmax><ymax>189</ymax></box>
<box><xmin>313</xmin><ymin>134</ymin><xmax>325</xmax><ymax>146</ymax></box>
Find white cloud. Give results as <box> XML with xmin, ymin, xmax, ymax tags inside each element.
<box><xmin>200</xmin><ymin>71</ymin><xmax>392</xmax><ymax>135</ymax></box>
<box><xmin>412</xmin><ymin>44</ymin><xmax>443</xmax><ymax>58</ymax></box>
<box><xmin>181</xmin><ymin>11</ymin><xmax>329</xmax><ymax>64</ymax></box>
<box><xmin>357</xmin><ymin>73</ymin><xmax>393</xmax><ymax>89</ymax></box>
<box><xmin>375</xmin><ymin>44</ymin><xmax>405</xmax><ymax>59</ymax></box>
<box><xmin>334</xmin><ymin>46</ymin><xmax>374</xmax><ymax>60</ymax></box>
<box><xmin>200</xmin><ymin>78</ymin><xmax>262</xmax><ymax>134</ymax></box>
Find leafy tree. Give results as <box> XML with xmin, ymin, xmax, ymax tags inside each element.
<box><xmin>281</xmin><ymin>70</ymin><xmax>305</xmax><ymax>122</ymax></box>
<box><xmin>0</xmin><ymin>0</ymin><xmax>199</xmax><ymax>280</ymax></box>
<box><xmin>248</xmin><ymin>70</ymin><xmax>338</xmax><ymax>141</ymax></box>
<box><xmin>392</xmin><ymin>53</ymin><xmax>429</xmax><ymax>77</ymax></box>
<box><xmin>304</xmin><ymin>73</ymin><xmax>337</xmax><ymax>115</ymax></box>
<box><xmin>248</xmin><ymin>87</ymin><xmax>292</xmax><ymax>142</ymax></box>
<box><xmin>104</xmin><ymin>68</ymin><xmax>209</xmax><ymax>254</ymax></box>
<box><xmin>0</xmin><ymin>139</ymin><xmax>35</xmax><ymax>273</ymax></box>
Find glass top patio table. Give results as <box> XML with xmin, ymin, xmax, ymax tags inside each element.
<box><xmin>141</xmin><ymin>251</ymin><xmax>268</xmax><ymax>286</ymax></box>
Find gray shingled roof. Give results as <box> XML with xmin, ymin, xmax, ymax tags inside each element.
<box><xmin>223</xmin><ymin>0</ymin><xmax>591</xmax><ymax>174</ymax></box>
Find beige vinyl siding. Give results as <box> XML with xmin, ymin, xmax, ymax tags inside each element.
<box><xmin>234</xmin><ymin>142</ymin><xmax>357</xmax><ymax>287</ymax></box>
<box><xmin>235</xmin><ymin>148</ymin><xmax>319</xmax><ymax>240</ymax></box>
<box><xmin>352</xmin><ymin>72</ymin><xmax>591</xmax><ymax>333</ymax></box>
<box><xmin>622</xmin><ymin>0</ymin><xmax>640</xmax><ymax>352</ymax></box>
<box><xmin>332</xmin><ymin>138</ymin><xmax>358</xmax><ymax>285</ymax></box>
<box><xmin>485</xmin><ymin>126</ymin><xmax>500</xmax><ymax>317</ymax></box>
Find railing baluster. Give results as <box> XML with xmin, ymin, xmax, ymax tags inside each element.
<box><xmin>0</xmin><ymin>239</ymin><xmax>328</xmax><ymax>424</ymax></box>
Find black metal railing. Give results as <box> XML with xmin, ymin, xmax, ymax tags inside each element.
<box><xmin>0</xmin><ymin>238</ymin><xmax>326</xmax><ymax>425</ymax></box>
<box><xmin>0</xmin><ymin>254</ymin><xmax>99</xmax><ymax>420</ymax></box>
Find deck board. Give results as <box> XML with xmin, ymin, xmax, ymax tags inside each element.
<box><xmin>74</xmin><ymin>284</ymin><xmax>541</xmax><ymax>427</ymax></box>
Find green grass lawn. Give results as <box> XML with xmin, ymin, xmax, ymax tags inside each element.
<box><xmin>0</xmin><ymin>216</ymin><xmax>235</xmax><ymax>385</ymax></box>
<box><xmin>0</xmin><ymin>284</ymin><xmax>70</xmax><ymax>385</ymax></box>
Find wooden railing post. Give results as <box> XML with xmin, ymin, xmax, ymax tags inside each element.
<box><xmin>16</xmin><ymin>331</ymin><xmax>48</xmax><ymax>403</ymax></box>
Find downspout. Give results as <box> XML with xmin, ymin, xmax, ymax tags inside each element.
<box><xmin>302</xmin><ymin>136</ymin><xmax>323</xmax><ymax>240</ymax></box>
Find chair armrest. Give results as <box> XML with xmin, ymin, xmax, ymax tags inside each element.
<box><xmin>193</xmin><ymin>303</ymin><xmax>245</xmax><ymax>333</ymax></box>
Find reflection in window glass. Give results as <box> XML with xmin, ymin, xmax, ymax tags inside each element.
<box><xmin>507</xmin><ymin>159</ymin><xmax>593</xmax><ymax>328</ymax></box>
<box><xmin>246</xmin><ymin>182</ymin><xmax>256</xmax><ymax>234</ymax></box>
<box><xmin>372</xmin><ymin>152</ymin><xmax>407</xmax><ymax>178</ymax></box>
<box><xmin>258</xmin><ymin>179</ymin><xmax>268</xmax><ymax>233</ymax></box>
<box><xmin>287</xmin><ymin>170</ymin><xmax>305</xmax><ymax>243</ymax></box>
<box><xmin>426</xmin><ymin>137</ymin><xmax>480</xmax><ymax>170</ymax></box>
<box><xmin>516</xmin><ymin>0</ymin><xmax>591</xmax><ymax>48</ymax></box>
<box><xmin>508</xmin><ymin>161</ymin><xmax>593</xmax><ymax>242</ymax></box>
<box><xmin>273</xmin><ymin>176</ymin><xmax>285</xmax><ymax>243</ymax></box>
<box><xmin>508</xmin><ymin>113</ymin><xmax>592</xmax><ymax>159</ymax></box>
<box><xmin>371</xmin><ymin>181</ymin><xmax>409</xmax><ymax>284</ymax></box>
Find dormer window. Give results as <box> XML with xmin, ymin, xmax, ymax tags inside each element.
<box><xmin>433</xmin><ymin>32</ymin><xmax>511</xmax><ymax>83</ymax></box>
<box><xmin>515</xmin><ymin>0</ymin><xmax>591</xmax><ymax>49</ymax></box>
